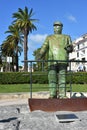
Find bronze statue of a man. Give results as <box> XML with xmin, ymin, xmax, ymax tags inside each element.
<box><xmin>37</xmin><ymin>21</ymin><xmax>73</xmax><ymax>98</ymax></box>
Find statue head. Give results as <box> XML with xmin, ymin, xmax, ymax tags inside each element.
<box><xmin>53</xmin><ymin>21</ymin><xmax>63</xmax><ymax>34</ymax></box>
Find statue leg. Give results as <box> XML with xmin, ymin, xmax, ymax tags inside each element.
<box><xmin>58</xmin><ymin>64</ymin><xmax>67</xmax><ymax>98</ymax></box>
<box><xmin>48</xmin><ymin>68</ymin><xmax>57</xmax><ymax>98</ymax></box>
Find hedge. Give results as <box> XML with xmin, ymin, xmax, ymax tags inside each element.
<box><xmin>0</xmin><ymin>72</ymin><xmax>48</xmax><ymax>84</ymax></box>
<box><xmin>0</xmin><ymin>71</ymin><xmax>87</xmax><ymax>84</ymax></box>
<box><xmin>0</xmin><ymin>72</ymin><xmax>29</xmax><ymax>84</ymax></box>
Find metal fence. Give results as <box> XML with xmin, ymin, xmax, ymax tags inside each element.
<box><xmin>23</xmin><ymin>60</ymin><xmax>87</xmax><ymax>99</ymax></box>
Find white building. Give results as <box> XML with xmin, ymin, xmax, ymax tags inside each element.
<box><xmin>69</xmin><ymin>33</ymin><xmax>87</xmax><ymax>72</ymax></box>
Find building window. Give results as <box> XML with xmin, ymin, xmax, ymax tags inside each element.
<box><xmin>77</xmin><ymin>44</ymin><xmax>79</xmax><ymax>49</ymax></box>
<box><xmin>82</xmin><ymin>58</ymin><xmax>85</xmax><ymax>62</ymax></box>
<box><xmin>77</xmin><ymin>52</ymin><xmax>79</xmax><ymax>57</ymax></box>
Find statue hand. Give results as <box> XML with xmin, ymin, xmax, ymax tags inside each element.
<box><xmin>64</xmin><ymin>45</ymin><xmax>73</xmax><ymax>53</ymax></box>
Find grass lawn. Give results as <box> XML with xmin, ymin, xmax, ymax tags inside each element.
<box><xmin>0</xmin><ymin>84</ymin><xmax>87</xmax><ymax>93</ymax></box>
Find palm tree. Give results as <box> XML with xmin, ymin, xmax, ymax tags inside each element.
<box><xmin>12</xmin><ymin>6</ymin><xmax>38</xmax><ymax>71</ymax></box>
<box><xmin>2</xmin><ymin>40</ymin><xmax>15</xmax><ymax>71</ymax></box>
<box><xmin>3</xmin><ymin>24</ymin><xmax>23</xmax><ymax>71</ymax></box>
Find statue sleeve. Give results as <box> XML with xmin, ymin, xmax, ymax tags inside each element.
<box><xmin>38</xmin><ymin>37</ymin><xmax>49</xmax><ymax>59</ymax></box>
<box><xmin>68</xmin><ymin>36</ymin><xmax>73</xmax><ymax>52</ymax></box>
<box><xmin>64</xmin><ymin>36</ymin><xmax>73</xmax><ymax>53</ymax></box>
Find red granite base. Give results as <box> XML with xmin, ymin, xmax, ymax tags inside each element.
<box><xmin>28</xmin><ymin>98</ymin><xmax>87</xmax><ymax>112</ymax></box>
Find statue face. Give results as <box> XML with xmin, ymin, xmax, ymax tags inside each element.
<box><xmin>53</xmin><ymin>25</ymin><xmax>62</xmax><ymax>34</ymax></box>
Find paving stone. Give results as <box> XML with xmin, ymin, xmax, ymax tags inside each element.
<box><xmin>0</xmin><ymin>93</ymin><xmax>87</xmax><ymax>130</ymax></box>
<box><xmin>0</xmin><ymin>103</ymin><xmax>87</xmax><ymax>130</ymax></box>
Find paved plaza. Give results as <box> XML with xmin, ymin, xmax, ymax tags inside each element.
<box><xmin>0</xmin><ymin>93</ymin><xmax>87</xmax><ymax>130</ymax></box>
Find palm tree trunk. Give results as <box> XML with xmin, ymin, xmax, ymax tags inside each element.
<box><xmin>15</xmin><ymin>53</ymin><xmax>18</xmax><ymax>71</ymax></box>
<box><xmin>24</xmin><ymin>33</ymin><xmax>28</xmax><ymax>71</ymax></box>
<box><xmin>12</xmin><ymin>56</ymin><xmax>14</xmax><ymax>72</ymax></box>
<box><xmin>15</xmin><ymin>42</ymin><xmax>19</xmax><ymax>72</ymax></box>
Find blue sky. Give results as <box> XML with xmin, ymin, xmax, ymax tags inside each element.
<box><xmin>0</xmin><ymin>0</ymin><xmax>87</xmax><ymax>65</ymax></box>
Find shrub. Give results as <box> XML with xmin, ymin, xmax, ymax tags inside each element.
<box><xmin>0</xmin><ymin>71</ymin><xmax>87</xmax><ymax>84</ymax></box>
<box><xmin>0</xmin><ymin>72</ymin><xmax>29</xmax><ymax>84</ymax></box>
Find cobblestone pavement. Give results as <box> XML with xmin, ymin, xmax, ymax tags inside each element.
<box><xmin>0</xmin><ymin>100</ymin><xmax>87</xmax><ymax>130</ymax></box>
<box><xmin>0</xmin><ymin>93</ymin><xmax>87</xmax><ymax>130</ymax></box>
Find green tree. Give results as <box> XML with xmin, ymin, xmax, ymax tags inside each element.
<box><xmin>2</xmin><ymin>40</ymin><xmax>15</xmax><ymax>71</ymax></box>
<box><xmin>33</xmin><ymin>48</ymin><xmax>48</xmax><ymax>71</ymax></box>
<box><xmin>12</xmin><ymin>6</ymin><xmax>38</xmax><ymax>71</ymax></box>
<box><xmin>2</xmin><ymin>24</ymin><xmax>23</xmax><ymax>71</ymax></box>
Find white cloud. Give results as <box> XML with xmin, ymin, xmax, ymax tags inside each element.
<box><xmin>28</xmin><ymin>34</ymin><xmax>48</xmax><ymax>54</ymax></box>
<box><xmin>68</xmin><ymin>15</ymin><xmax>77</xmax><ymax>22</ymax></box>
<box><xmin>65</xmin><ymin>13</ymin><xmax>77</xmax><ymax>23</ymax></box>
<box><xmin>29</xmin><ymin>34</ymin><xmax>47</xmax><ymax>43</ymax></box>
